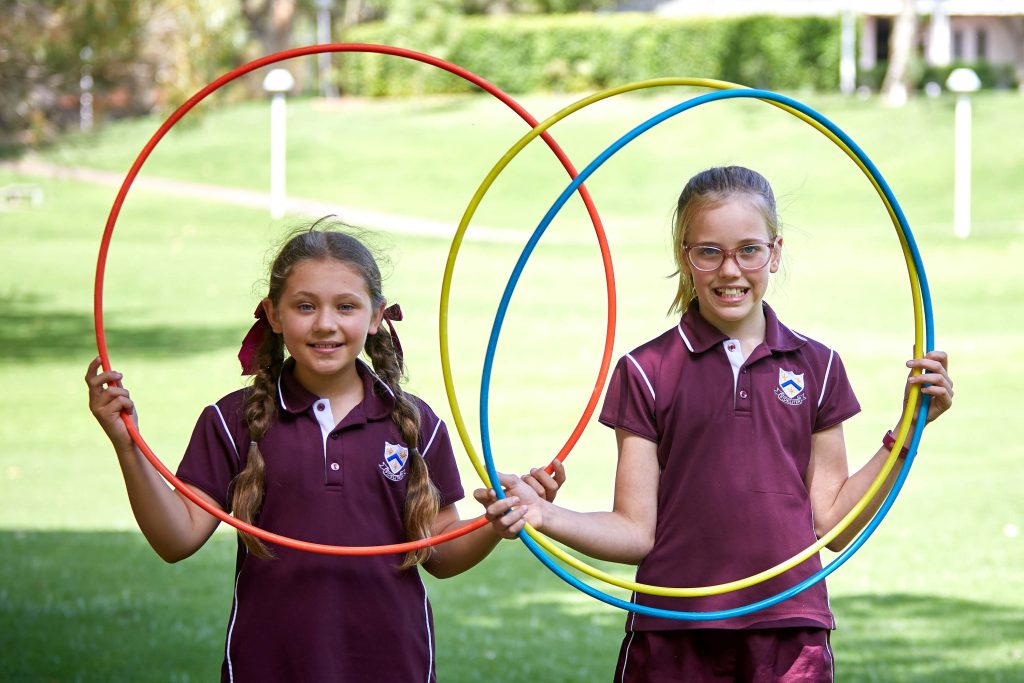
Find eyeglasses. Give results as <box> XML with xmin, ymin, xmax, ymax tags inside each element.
<box><xmin>683</xmin><ymin>241</ymin><xmax>777</xmax><ymax>272</ymax></box>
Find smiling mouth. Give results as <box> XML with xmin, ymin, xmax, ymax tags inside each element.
<box><xmin>309</xmin><ymin>342</ymin><xmax>343</xmax><ymax>349</ymax></box>
<box><xmin>714</xmin><ymin>287</ymin><xmax>749</xmax><ymax>298</ymax></box>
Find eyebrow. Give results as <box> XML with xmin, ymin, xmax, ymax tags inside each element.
<box><xmin>287</xmin><ymin>290</ymin><xmax>362</xmax><ymax>300</ymax></box>
<box><xmin>692</xmin><ymin>238</ymin><xmax>768</xmax><ymax>246</ymax></box>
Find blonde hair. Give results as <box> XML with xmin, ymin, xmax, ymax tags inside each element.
<box><xmin>669</xmin><ymin>166</ymin><xmax>780</xmax><ymax>316</ymax></box>
<box><xmin>233</xmin><ymin>221</ymin><xmax>440</xmax><ymax>569</ymax></box>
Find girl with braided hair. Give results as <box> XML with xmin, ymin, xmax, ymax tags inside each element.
<box><xmin>86</xmin><ymin>221</ymin><xmax>558</xmax><ymax>681</ymax></box>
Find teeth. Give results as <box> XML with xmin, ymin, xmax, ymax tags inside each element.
<box><xmin>717</xmin><ymin>288</ymin><xmax>747</xmax><ymax>296</ymax></box>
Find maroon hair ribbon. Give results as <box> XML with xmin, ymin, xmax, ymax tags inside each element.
<box><xmin>238</xmin><ymin>304</ymin><xmax>271</xmax><ymax>375</ymax></box>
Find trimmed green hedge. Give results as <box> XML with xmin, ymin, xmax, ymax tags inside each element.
<box><xmin>337</xmin><ymin>13</ymin><xmax>841</xmax><ymax>95</ymax></box>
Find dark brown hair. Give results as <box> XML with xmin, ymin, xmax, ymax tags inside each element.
<box><xmin>233</xmin><ymin>221</ymin><xmax>440</xmax><ymax>568</ymax></box>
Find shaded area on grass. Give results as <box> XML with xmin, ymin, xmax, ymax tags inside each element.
<box><xmin>831</xmin><ymin>593</ymin><xmax>1024</xmax><ymax>682</ymax></box>
<box><xmin>4</xmin><ymin>531</ymin><xmax>1018</xmax><ymax>682</ymax></box>
<box><xmin>0</xmin><ymin>530</ymin><xmax>234</xmax><ymax>682</ymax></box>
<box><xmin>0</xmin><ymin>294</ymin><xmax>242</xmax><ymax>362</ymax></box>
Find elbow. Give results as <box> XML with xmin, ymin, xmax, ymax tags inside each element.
<box><xmin>156</xmin><ymin>546</ymin><xmax>195</xmax><ymax>564</ymax></box>
<box><xmin>619</xmin><ymin>532</ymin><xmax>655</xmax><ymax>565</ymax></box>
<box><xmin>420</xmin><ymin>550</ymin><xmax>462</xmax><ymax>580</ymax></box>
<box><xmin>814</xmin><ymin>517</ymin><xmax>853</xmax><ymax>553</ymax></box>
<box><xmin>157</xmin><ymin>549</ymin><xmax>188</xmax><ymax>564</ymax></box>
<box><xmin>422</xmin><ymin>563</ymin><xmax>457</xmax><ymax>580</ymax></box>
<box><xmin>151</xmin><ymin>538</ymin><xmax>200</xmax><ymax>564</ymax></box>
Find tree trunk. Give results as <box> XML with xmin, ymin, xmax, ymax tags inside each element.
<box><xmin>881</xmin><ymin>0</ymin><xmax>917</xmax><ymax>106</ymax></box>
<box><xmin>241</xmin><ymin>0</ymin><xmax>297</xmax><ymax>57</ymax></box>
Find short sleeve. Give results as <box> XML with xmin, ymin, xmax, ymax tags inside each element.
<box><xmin>175</xmin><ymin>403</ymin><xmax>245</xmax><ymax>510</ymax></box>
<box><xmin>598</xmin><ymin>354</ymin><xmax>658</xmax><ymax>442</ymax></box>
<box><xmin>814</xmin><ymin>349</ymin><xmax>861</xmax><ymax>432</ymax></box>
<box><xmin>417</xmin><ymin>404</ymin><xmax>465</xmax><ymax>508</ymax></box>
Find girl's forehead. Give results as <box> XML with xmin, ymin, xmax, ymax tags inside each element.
<box><xmin>283</xmin><ymin>258</ymin><xmax>370</xmax><ymax>295</ymax></box>
<box><xmin>689</xmin><ymin>198</ymin><xmax>771</xmax><ymax>242</ymax></box>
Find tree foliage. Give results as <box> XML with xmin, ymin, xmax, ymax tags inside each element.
<box><xmin>0</xmin><ymin>0</ymin><xmax>244</xmax><ymax>150</ymax></box>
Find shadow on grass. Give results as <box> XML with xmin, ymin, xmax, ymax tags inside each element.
<box><xmin>2</xmin><ymin>532</ymin><xmax>1021</xmax><ymax>682</ymax></box>
<box><xmin>0</xmin><ymin>296</ymin><xmax>241</xmax><ymax>362</ymax></box>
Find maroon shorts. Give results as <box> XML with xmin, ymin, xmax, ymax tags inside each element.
<box><xmin>614</xmin><ymin>628</ymin><xmax>833</xmax><ymax>682</ymax></box>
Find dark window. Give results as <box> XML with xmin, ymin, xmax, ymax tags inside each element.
<box><xmin>876</xmin><ymin>18</ymin><xmax>892</xmax><ymax>61</ymax></box>
<box><xmin>953</xmin><ymin>29</ymin><xmax>964</xmax><ymax>59</ymax></box>
<box><xmin>977</xmin><ymin>29</ymin><xmax>988</xmax><ymax>59</ymax></box>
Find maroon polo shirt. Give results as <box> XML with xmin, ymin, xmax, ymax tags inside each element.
<box><xmin>176</xmin><ymin>358</ymin><xmax>464</xmax><ymax>682</ymax></box>
<box><xmin>599</xmin><ymin>301</ymin><xmax>860</xmax><ymax>632</ymax></box>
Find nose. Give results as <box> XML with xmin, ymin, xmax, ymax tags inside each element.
<box><xmin>313</xmin><ymin>309</ymin><xmax>337</xmax><ymax>332</ymax></box>
<box><xmin>718</xmin><ymin>251</ymin><xmax>743</xmax><ymax>276</ymax></box>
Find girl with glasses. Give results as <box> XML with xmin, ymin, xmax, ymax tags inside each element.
<box><xmin>477</xmin><ymin>166</ymin><xmax>953</xmax><ymax>681</ymax></box>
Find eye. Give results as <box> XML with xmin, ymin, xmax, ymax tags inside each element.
<box><xmin>297</xmin><ymin>303</ymin><xmax>315</xmax><ymax>312</ymax></box>
<box><xmin>696</xmin><ymin>246</ymin><xmax>721</xmax><ymax>258</ymax></box>
<box><xmin>338</xmin><ymin>303</ymin><xmax>356</xmax><ymax>312</ymax></box>
<box><xmin>738</xmin><ymin>245</ymin><xmax>763</xmax><ymax>256</ymax></box>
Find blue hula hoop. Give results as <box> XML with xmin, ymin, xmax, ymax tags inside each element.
<box><xmin>480</xmin><ymin>87</ymin><xmax>935</xmax><ymax>620</ymax></box>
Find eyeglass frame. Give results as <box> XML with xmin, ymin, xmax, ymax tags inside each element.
<box><xmin>682</xmin><ymin>240</ymin><xmax>779</xmax><ymax>272</ymax></box>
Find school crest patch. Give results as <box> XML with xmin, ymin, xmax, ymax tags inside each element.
<box><xmin>379</xmin><ymin>442</ymin><xmax>409</xmax><ymax>482</ymax></box>
<box><xmin>774</xmin><ymin>368</ymin><xmax>807</xmax><ymax>406</ymax></box>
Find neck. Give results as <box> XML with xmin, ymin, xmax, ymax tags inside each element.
<box><xmin>293</xmin><ymin>360</ymin><xmax>364</xmax><ymax>408</ymax></box>
<box><xmin>700</xmin><ymin>302</ymin><xmax>767</xmax><ymax>352</ymax></box>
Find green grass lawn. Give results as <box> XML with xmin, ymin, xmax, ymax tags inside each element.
<box><xmin>2</xmin><ymin>88</ymin><xmax>1023</xmax><ymax>681</ymax></box>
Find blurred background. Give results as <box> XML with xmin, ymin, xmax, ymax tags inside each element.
<box><xmin>1</xmin><ymin>1</ymin><xmax>1022</xmax><ymax>681</ymax></box>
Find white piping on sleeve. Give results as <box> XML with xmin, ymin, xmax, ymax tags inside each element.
<box><xmin>421</xmin><ymin>419</ymin><xmax>442</xmax><ymax>458</ymax></box>
<box><xmin>211</xmin><ymin>404</ymin><xmax>240</xmax><ymax>465</ymax></box>
<box><xmin>626</xmin><ymin>353</ymin><xmax>656</xmax><ymax>401</ymax></box>
<box><xmin>819</xmin><ymin>349</ymin><xmax>835</xmax><ymax>408</ymax></box>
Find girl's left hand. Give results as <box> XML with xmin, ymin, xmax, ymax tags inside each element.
<box><xmin>905</xmin><ymin>350</ymin><xmax>953</xmax><ymax>424</ymax></box>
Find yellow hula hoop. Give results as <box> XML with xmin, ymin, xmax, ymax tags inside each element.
<box><xmin>440</xmin><ymin>77</ymin><xmax>924</xmax><ymax>597</ymax></box>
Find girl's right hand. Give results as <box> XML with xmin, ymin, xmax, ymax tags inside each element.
<box><xmin>85</xmin><ymin>356</ymin><xmax>138</xmax><ymax>451</ymax></box>
<box><xmin>473</xmin><ymin>472</ymin><xmax>547</xmax><ymax>539</ymax></box>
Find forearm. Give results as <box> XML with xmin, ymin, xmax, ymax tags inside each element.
<box><xmin>819</xmin><ymin>446</ymin><xmax>903</xmax><ymax>551</ymax></box>
<box><xmin>536</xmin><ymin>500</ymin><xmax>653</xmax><ymax>565</ymax></box>
<box><xmin>114</xmin><ymin>443</ymin><xmax>217</xmax><ymax>562</ymax></box>
<box><xmin>422</xmin><ymin>519</ymin><xmax>502</xmax><ymax>579</ymax></box>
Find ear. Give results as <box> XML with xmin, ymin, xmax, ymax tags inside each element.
<box><xmin>769</xmin><ymin>237</ymin><xmax>783</xmax><ymax>274</ymax></box>
<box><xmin>262</xmin><ymin>298</ymin><xmax>282</xmax><ymax>334</ymax></box>
<box><xmin>368</xmin><ymin>301</ymin><xmax>386</xmax><ymax>336</ymax></box>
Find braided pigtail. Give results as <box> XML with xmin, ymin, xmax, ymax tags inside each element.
<box><xmin>232</xmin><ymin>323</ymin><xmax>285</xmax><ymax>559</ymax></box>
<box><xmin>365</xmin><ymin>325</ymin><xmax>441</xmax><ymax>570</ymax></box>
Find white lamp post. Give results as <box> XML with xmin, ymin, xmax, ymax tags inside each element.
<box><xmin>946</xmin><ymin>67</ymin><xmax>981</xmax><ymax>239</ymax></box>
<box><xmin>262</xmin><ymin>68</ymin><xmax>295</xmax><ymax>220</ymax></box>
<box><xmin>840</xmin><ymin>9</ymin><xmax>857</xmax><ymax>96</ymax></box>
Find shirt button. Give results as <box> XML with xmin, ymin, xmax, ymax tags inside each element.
<box><xmin>727</xmin><ymin>343</ymin><xmax>736</xmax><ymax>351</ymax></box>
<box><xmin>330</xmin><ymin>462</ymin><xmax>340</xmax><ymax>471</ymax></box>
<box><xmin>739</xmin><ymin>390</ymin><xmax>748</xmax><ymax>399</ymax></box>
<box><xmin>316</xmin><ymin>403</ymin><xmax>325</xmax><ymax>411</ymax></box>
